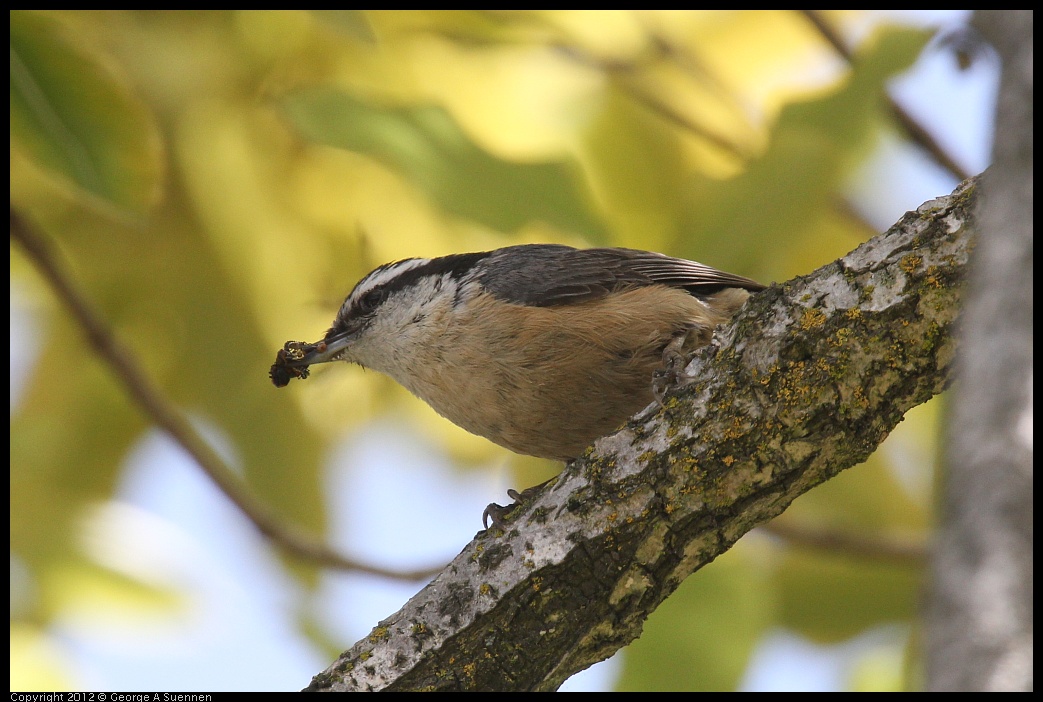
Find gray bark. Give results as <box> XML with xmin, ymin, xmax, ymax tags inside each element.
<box><xmin>925</xmin><ymin>10</ymin><xmax>1033</xmax><ymax>692</ymax></box>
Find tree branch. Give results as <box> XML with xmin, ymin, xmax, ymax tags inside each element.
<box><xmin>307</xmin><ymin>174</ymin><xmax>979</xmax><ymax>691</ymax></box>
<box><xmin>760</xmin><ymin>520</ymin><xmax>927</xmax><ymax>566</ymax></box>
<box><xmin>926</xmin><ymin>9</ymin><xmax>1032</xmax><ymax>692</ymax></box>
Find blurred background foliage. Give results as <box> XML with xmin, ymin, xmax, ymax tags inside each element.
<box><xmin>10</xmin><ymin>10</ymin><xmax>990</xmax><ymax>691</ymax></box>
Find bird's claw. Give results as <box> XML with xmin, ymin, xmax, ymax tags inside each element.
<box><xmin>652</xmin><ymin>328</ymin><xmax>697</xmax><ymax>406</ymax></box>
<box><xmin>482</xmin><ymin>482</ymin><xmax>552</xmax><ymax>530</ymax></box>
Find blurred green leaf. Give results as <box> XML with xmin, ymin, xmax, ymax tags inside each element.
<box><xmin>10</xmin><ymin>10</ymin><xmax>163</xmax><ymax>215</ymax></box>
<box><xmin>10</xmin><ymin>343</ymin><xmax>147</xmax><ymax>585</ymax></box>
<box><xmin>282</xmin><ymin>88</ymin><xmax>608</xmax><ymax>239</ymax></box>
<box><xmin>581</xmin><ymin>85</ymin><xmax>692</xmax><ymax>249</ymax></box>
<box><xmin>618</xmin><ymin>546</ymin><xmax>772</xmax><ymax>691</ymax></box>
<box><xmin>309</xmin><ymin>9</ymin><xmax>378</xmax><ymax>42</ymax></box>
<box><xmin>774</xmin><ymin>549</ymin><xmax>922</xmax><ymax>643</ymax></box>
<box><xmin>678</xmin><ymin>25</ymin><xmax>933</xmax><ymax>271</ymax></box>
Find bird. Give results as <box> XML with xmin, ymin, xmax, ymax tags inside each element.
<box><xmin>271</xmin><ymin>244</ymin><xmax>765</xmax><ymax>526</ymax></box>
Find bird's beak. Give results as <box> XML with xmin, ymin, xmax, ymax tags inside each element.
<box><xmin>269</xmin><ymin>330</ymin><xmax>355</xmax><ymax>387</ymax></box>
<box><xmin>285</xmin><ymin>330</ymin><xmax>354</xmax><ymax>367</ymax></box>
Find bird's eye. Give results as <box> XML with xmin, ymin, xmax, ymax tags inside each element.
<box><xmin>357</xmin><ymin>288</ymin><xmax>385</xmax><ymax>314</ymax></box>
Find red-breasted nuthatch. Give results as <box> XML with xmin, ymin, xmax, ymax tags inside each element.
<box><xmin>272</xmin><ymin>244</ymin><xmax>764</xmax><ymax>523</ymax></box>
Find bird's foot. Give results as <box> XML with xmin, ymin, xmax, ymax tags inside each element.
<box><xmin>652</xmin><ymin>327</ymin><xmax>698</xmax><ymax>406</ymax></box>
<box><xmin>482</xmin><ymin>479</ymin><xmax>553</xmax><ymax>530</ymax></box>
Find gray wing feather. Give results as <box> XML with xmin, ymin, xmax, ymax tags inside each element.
<box><xmin>478</xmin><ymin>244</ymin><xmax>764</xmax><ymax>307</ymax></box>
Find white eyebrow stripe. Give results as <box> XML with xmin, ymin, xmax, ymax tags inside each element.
<box><xmin>337</xmin><ymin>258</ymin><xmax>432</xmax><ymax>318</ymax></box>
<box><xmin>353</xmin><ymin>258</ymin><xmax>431</xmax><ymax>295</ymax></box>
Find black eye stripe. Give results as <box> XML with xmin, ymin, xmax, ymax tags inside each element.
<box><xmin>351</xmin><ymin>252</ymin><xmax>493</xmax><ymax>310</ymax></box>
<box><xmin>330</xmin><ymin>251</ymin><xmax>495</xmax><ymax>336</ymax></box>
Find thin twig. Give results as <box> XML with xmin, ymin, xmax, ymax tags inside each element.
<box><xmin>460</xmin><ymin>11</ymin><xmax>753</xmax><ymax>159</ymax></box>
<box><xmin>545</xmin><ymin>17</ymin><xmax>892</xmax><ymax>240</ymax></box>
<box><xmin>761</xmin><ymin>521</ymin><xmax>928</xmax><ymax>567</ymax></box>
<box><xmin>800</xmin><ymin>9</ymin><xmax>972</xmax><ymax>181</ymax></box>
<box><xmin>10</xmin><ymin>208</ymin><xmax>443</xmax><ymax>581</ymax></box>
<box><xmin>547</xmin><ymin>40</ymin><xmax>754</xmax><ymax>160</ymax></box>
